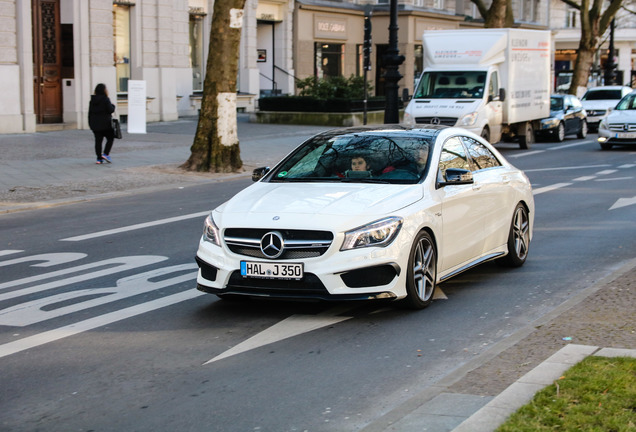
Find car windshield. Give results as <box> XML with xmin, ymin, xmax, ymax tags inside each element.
<box><xmin>582</xmin><ymin>89</ymin><xmax>624</xmax><ymax>100</ymax></box>
<box><xmin>550</xmin><ymin>97</ymin><xmax>564</xmax><ymax>111</ymax></box>
<box><xmin>615</xmin><ymin>94</ymin><xmax>636</xmax><ymax>110</ymax></box>
<box><xmin>269</xmin><ymin>131</ymin><xmax>434</xmax><ymax>185</ymax></box>
<box><xmin>413</xmin><ymin>71</ymin><xmax>487</xmax><ymax>99</ymax></box>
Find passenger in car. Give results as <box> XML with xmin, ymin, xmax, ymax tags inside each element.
<box><xmin>350</xmin><ymin>156</ymin><xmax>370</xmax><ymax>171</ymax></box>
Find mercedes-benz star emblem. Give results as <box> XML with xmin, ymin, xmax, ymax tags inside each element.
<box><xmin>431</xmin><ymin>117</ymin><xmax>441</xmax><ymax>125</ymax></box>
<box><xmin>260</xmin><ymin>231</ymin><xmax>284</xmax><ymax>259</ymax></box>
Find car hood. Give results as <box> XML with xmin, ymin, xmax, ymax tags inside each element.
<box><xmin>215</xmin><ymin>182</ymin><xmax>423</xmax><ymax>226</ymax></box>
<box><xmin>605</xmin><ymin>110</ymin><xmax>636</xmax><ymax>123</ymax></box>
<box><xmin>582</xmin><ymin>100</ymin><xmax>619</xmax><ymax>110</ymax></box>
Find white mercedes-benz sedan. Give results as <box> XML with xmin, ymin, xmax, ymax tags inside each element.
<box><xmin>195</xmin><ymin>125</ymin><xmax>534</xmax><ymax>309</ymax></box>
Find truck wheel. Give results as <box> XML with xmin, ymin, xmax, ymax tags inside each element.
<box><xmin>480</xmin><ymin>127</ymin><xmax>490</xmax><ymax>142</ymax></box>
<box><xmin>519</xmin><ymin>122</ymin><xmax>534</xmax><ymax>149</ymax></box>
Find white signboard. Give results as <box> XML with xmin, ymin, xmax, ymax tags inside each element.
<box><xmin>127</xmin><ymin>80</ymin><xmax>147</xmax><ymax>134</ymax></box>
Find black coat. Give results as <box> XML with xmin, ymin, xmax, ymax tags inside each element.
<box><xmin>88</xmin><ymin>94</ymin><xmax>115</xmax><ymax>132</ymax></box>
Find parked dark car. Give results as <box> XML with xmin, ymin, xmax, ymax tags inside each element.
<box><xmin>538</xmin><ymin>94</ymin><xmax>587</xmax><ymax>142</ymax></box>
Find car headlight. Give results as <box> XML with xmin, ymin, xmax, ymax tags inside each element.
<box><xmin>598</xmin><ymin>119</ymin><xmax>608</xmax><ymax>131</ymax></box>
<box><xmin>459</xmin><ymin>111</ymin><xmax>478</xmax><ymax>126</ymax></box>
<box><xmin>541</xmin><ymin>117</ymin><xmax>559</xmax><ymax>128</ymax></box>
<box><xmin>203</xmin><ymin>214</ymin><xmax>221</xmax><ymax>246</ymax></box>
<box><xmin>341</xmin><ymin>217</ymin><xmax>403</xmax><ymax>251</ymax></box>
<box><xmin>403</xmin><ymin>111</ymin><xmax>415</xmax><ymax>127</ymax></box>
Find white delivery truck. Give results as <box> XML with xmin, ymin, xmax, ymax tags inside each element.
<box><xmin>403</xmin><ymin>28</ymin><xmax>551</xmax><ymax>149</ymax></box>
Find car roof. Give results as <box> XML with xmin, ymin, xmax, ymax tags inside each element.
<box><xmin>586</xmin><ymin>86</ymin><xmax>632</xmax><ymax>91</ymax></box>
<box><xmin>319</xmin><ymin>124</ymin><xmax>446</xmax><ymax>139</ymax></box>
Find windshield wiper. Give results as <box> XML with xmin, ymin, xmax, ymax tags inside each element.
<box><xmin>340</xmin><ymin>178</ymin><xmax>390</xmax><ymax>184</ymax></box>
<box><xmin>270</xmin><ymin>177</ymin><xmax>342</xmax><ymax>182</ymax></box>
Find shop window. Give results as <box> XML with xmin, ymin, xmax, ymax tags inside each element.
<box><xmin>356</xmin><ymin>44</ymin><xmax>363</xmax><ymax>77</ymax></box>
<box><xmin>190</xmin><ymin>14</ymin><xmax>205</xmax><ymax>92</ymax></box>
<box><xmin>113</xmin><ymin>4</ymin><xmax>131</xmax><ymax>93</ymax></box>
<box><xmin>315</xmin><ymin>43</ymin><xmax>344</xmax><ymax>79</ymax></box>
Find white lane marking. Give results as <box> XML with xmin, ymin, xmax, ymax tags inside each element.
<box><xmin>0</xmin><ymin>253</ymin><xmax>86</xmax><ymax>268</ymax></box>
<box><xmin>619</xmin><ymin>164</ymin><xmax>635</xmax><ymax>169</ymax></box>
<box><xmin>610</xmin><ymin>196</ymin><xmax>636</xmax><ymax>210</ymax></box>
<box><xmin>508</xmin><ymin>150</ymin><xmax>545</xmax><ymax>158</ymax></box>
<box><xmin>523</xmin><ymin>164</ymin><xmax>610</xmax><ymax>173</ymax></box>
<box><xmin>204</xmin><ymin>305</ymin><xmax>354</xmax><ymax>364</ymax></box>
<box><xmin>596</xmin><ymin>169</ymin><xmax>617</xmax><ymax>175</ymax></box>
<box><xmin>573</xmin><ymin>176</ymin><xmax>597</xmax><ymax>182</ymax></box>
<box><xmin>595</xmin><ymin>177</ymin><xmax>634</xmax><ymax>182</ymax></box>
<box><xmin>0</xmin><ymin>265</ymin><xmax>197</xmax><ymax>327</ymax></box>
<box><xmin>60</xmin><ymin>211</ymin><xmax>210</xmax><ymax>242</ymax></box>
<box><xmin>546</xmin><ymin>141</ymin><xmax>592</xmax><ymax>150</ymax></box>
<box><xmin>0</xmin><ymin>290</ymin><xmax>205</xmax><ymax>360</ymax></box>
<box><xmin>0</xmin><ymin>250</ymin><xmax>23</xmax><ymax>257</ymax></box>
<box><xmin>532</xmin><ymin>183</ymin><xmax>572</xmax><ymax>195</ymax></box>
<box><xmin>0</xmin><ymin>255</ymin><xmax>167</xmax><ymax>298</ymax></box>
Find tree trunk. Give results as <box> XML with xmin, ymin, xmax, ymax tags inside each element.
<box><xmin>483</xmin><ymin>0</ymin><xmax>508</xmax><ymax>27</ymax></box>
<box><xmin>182</xmin><ymin>0</ymin><xmax>246</xmax><ymax>173</ymax></box>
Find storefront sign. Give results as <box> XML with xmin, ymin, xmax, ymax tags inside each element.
<box><xmin>314</xmin><ymin>16</ymin><xmax>347</xmax><ymax>40</ymax></box>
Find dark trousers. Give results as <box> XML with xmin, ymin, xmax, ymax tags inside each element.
<box><xmin>93</xmin><ymin>129</ymin><xmax>115</xmax><ymax>159</ymax></box>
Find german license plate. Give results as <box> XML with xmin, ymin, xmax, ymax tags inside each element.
<box><xmin>615</xmin><ymin>132</ymin><xmax>636</xmax><ymax>138</ymax></box>
<box><xmin>240</xmin><ymin>261</ymin><xmax>304</xmax><ymax>280</ymax></box>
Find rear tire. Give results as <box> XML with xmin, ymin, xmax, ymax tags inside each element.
<box><xmin>402</xmin><ymin>231</ymin><xmax>437</xmax><ymax>309</ymax></box>
<box><xmin>499</xmin><ymin>204</ymin><xmax>530</xmax><ymax>267</ymax></box>
<box><xmin>519</xmin><ymin>122</ymin><xmax>535</xmax><ymax>149</ymax></box>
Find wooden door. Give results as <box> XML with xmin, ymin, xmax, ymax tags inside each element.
<box><xmin>32</xmin><ymin>0</ymin><xmax>62</xmax><ymax>123</ymax></box>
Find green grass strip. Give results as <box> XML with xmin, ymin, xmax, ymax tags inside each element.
<box><xmin>497</xmin><ymin>356</ymin><xmax>636</xmax><ymax>431</ymax></box>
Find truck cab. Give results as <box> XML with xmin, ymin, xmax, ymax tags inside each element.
<box><xmin>404</xmin><ymin>67</ymin><xmax>504</xmax><ymax>143</ymax></box>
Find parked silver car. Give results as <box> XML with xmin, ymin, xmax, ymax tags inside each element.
<box><xmin>581</xmin><ymin>86</ymin><xmax>632</xmax><ymax>131</ymax></box>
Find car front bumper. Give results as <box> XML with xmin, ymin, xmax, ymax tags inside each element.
<box><xmin>194</xmin><ymin>232</ymin><xmax>413</xmax><ymax>302</ymax></box>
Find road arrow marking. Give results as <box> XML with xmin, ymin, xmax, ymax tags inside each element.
<box><xmin>204</xmin><ymin>305</ymin><xmax>354</xmax><ymax>365</ymax></box>
<box><xmin>609</xmin><ymin>196</ymin><xmax>636</xmax><ymax>211</ymax></box>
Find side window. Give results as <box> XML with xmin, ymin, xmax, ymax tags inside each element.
<box><xmin>488</xmin><ymin>72</ymin><xmax>499</xmax><ymax>100</ymax></box>
<box><xmin>439</xmin><ymin>137</ymin><xmax>470</xmax><ymax>179</ymax></box>
<box><xmin>461</xmin><ymin>137</ymin><xmax>502</xmax><ymax>171</ymax></box>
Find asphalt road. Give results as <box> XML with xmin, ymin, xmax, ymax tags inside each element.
<box><xmin>1</xmin><ymin>136</ymin><xmax>635</xmax><ymax>431</ymax></box>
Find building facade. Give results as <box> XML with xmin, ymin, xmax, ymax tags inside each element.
<box><xmin>1</xmin><ymin>0</ymin><xmax>295</xmax><ymax>133</ymax></box>
<box><xmin>2</xmin><ymin>0</ymin><xmax>636</xmax><ymax>134</ymax></box>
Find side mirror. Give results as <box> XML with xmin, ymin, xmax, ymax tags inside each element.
<box><xmin>439</xmin><ymin>168</ymin><xmax>473</xmax><ymax>186</ymax></box>
<box><xmin>402</xmin><ymin>88</ymin><xmax>411</xmax><ymax>102</ymax></box>
<box><xmin>498</xmin><ymin>88</ymin><xmax>506</xmax><ymax>102</ymax></box>
<box><xmin>252</xmin><ymin>166</ymin><xmax>270</xmax><ymax>182</ymax></box>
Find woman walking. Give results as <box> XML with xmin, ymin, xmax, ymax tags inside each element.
<box><xmin>88</xmin><ymin>83</ymin><xmax>115</xmax><ymax>164</ymax></box>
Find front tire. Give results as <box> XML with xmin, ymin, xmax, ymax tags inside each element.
<box><xmin>481</xmin><ymin>127</ymin><xmax>490</xmax><ymax>143</ymax></box>
<box><xmin>554</xmin><ymin>122</ymin><xmax>565</xmax><ymax>142</ymax></box>
<box><xmin>577</xmin><ymin>120</ymin><xmax>588</xmax><ymax>139</ymax></box>
<box><xmin>402</xmin><ymin>231</ymin><xmax>437</xmax><ymax>309</ymax></box>
<box><xmin>499</xmin><ymin>204</ymin><xmax>530</xmax><ymax>267</ymax></box>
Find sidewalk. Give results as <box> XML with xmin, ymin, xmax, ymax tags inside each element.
<box><xmin>0</xmin><ymin>115</ymin><xmax>326</xmax><ymax>212</ymax></box>
<box><xmin>0</xmin><ymin>117</ymin><xmax>634</xmax><ymax>431</ymax></box>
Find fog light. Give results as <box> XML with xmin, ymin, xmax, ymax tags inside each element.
<box><xmin>598</xmin><ymin>137</ymin><xmax>607</xmax><ymax>142</ymax></box>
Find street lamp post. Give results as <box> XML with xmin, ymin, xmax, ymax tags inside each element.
<box><xmin>383</xmin><ymin>0</ymin><xmax>404</xmax><ymax>124</ymax></box>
